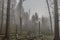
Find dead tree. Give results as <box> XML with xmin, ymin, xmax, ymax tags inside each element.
<box><xmin>2</xmin><ymin>0</ymin><xmax>11</xmax><ymax>40</ymax></box>
<box><xmin>54</xmin><ymin>0</ymin><xmax>59</xmax><ymax>40</ymax></box>
<box><xmin>0</xmin><ymin>0</ymin><xmax>4</xmax><ymax>34</ymax></box>
<box><xmin>46</xmin><ymin>0</ymin><xmax>53</xmax><ymax>35</ymax></box>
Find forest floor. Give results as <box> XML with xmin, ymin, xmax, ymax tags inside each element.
<box><xmin>0</xmin><ymin>33</ymin><xmax>54</xmax><ymax>40</ymax></box>
<box><xmin>9</xmin><ymin>33</ymin><xmax>54</xmax><ymax>40</ymax></box>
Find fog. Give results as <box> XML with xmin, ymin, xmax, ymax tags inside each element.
<box><xmin>0</xmin><ymin>0</ymin><xmax>60</xmax><ymax>40</ymax></box>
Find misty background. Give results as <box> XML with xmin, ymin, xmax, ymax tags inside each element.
<box><xmin>0</xmin><ymin>0</ymin><xmax>55</xmax><ymax>34</ymax></box>
<box><xmin>0</xmin><ymin>0</ymin><xmax>60</xmax><ymax>40</ymax></box>
<box><xmin>1</xmin><ymin>0</ymin><xmax>60</xmax><ymax>36</ymax></box>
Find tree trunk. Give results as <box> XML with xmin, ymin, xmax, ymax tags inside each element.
<box><xmin>0</xmin><ymin>0</ymin><xmax>4</xmax><ymax>34</ymax></box>
<box><xmin>54</xmin><ymin>0</ymin><xmax>59</xmax><ymax>40</ymax></box>
<box><xmin>20</xmin><ymin>0</ymin><xmax>22</xmax><ymax>34</ymax></box>
<box><xmin>46</xmin><ymin>0</ymin><xmax>53</xmax><ymax>35</ymax></box>
<box><xmin>2</xmin><ymin>0</ymin><xmax>11</xmax><ymax>40</ymax></box>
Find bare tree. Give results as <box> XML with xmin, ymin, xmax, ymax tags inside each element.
<box><xmin>2</xmin><ymin>0</ymin><xmax>11</xmax><ymax>40</ymax></box>
<box><xmin>0</xmin><ymin>0</ymin><xmax>4</xmax><ymax>34</ymax></box>
<box><xmin>46</xmin><ymin>0</ymin><xmax>53</xmax><ymax>35</ymax></box>
<box><xmin>54</xmin><ymin>0</ymin><xmax>59</xmax><ymax>40</ymax></box>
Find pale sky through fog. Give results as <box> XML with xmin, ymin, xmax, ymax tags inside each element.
<box><xmin>17</xmin><ymin>0</ymin><xmax>49</xmax><ymax>17</ymax></box>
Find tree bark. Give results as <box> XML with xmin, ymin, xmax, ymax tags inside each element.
<box><xmin>2</xmin><ymin>0</ymin><xmax>11</xmax><ymax>40</ymax></box>
<box><xmin>54</xmin><ymin>0</ymin><xmax>59</xmax><ymax>40</ymax></box>
<box><xmin>0</xmin><ymin>0</ymin><xmax>4</xmax><ymax>34</ymax></box>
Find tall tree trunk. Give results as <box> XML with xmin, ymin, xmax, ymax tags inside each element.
<box><xmin>46</xmin><ymin>0</ymin><xmax>53</xmax><ymax>35</ymax></box>
<box><xmin>20</xmin><ymin>0</ymin><xmax>22</xmax><ymax>34</ymax></box>
<box><xmin>2</xmin><ymin>0</ymin><xmax>11</xmax><ymax>40</ymax></box>
<box><xmin>0</xmin><ymin>0</ymin><xmax>4</xmax><ymax>34</ymax></box>
<box><xmin>54</xmin><ymin>0</ymin><xmax>59</xmax><ymax>40</ymax></box>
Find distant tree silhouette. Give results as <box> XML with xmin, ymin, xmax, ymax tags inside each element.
<box><xmin>35</xmin><ymin>12</ymin><xmax>38</xmax><ymax>21</ymax></box>
<box><xmin>31</xmin><ymin>15</ymin><xmax>36</xmax><ymax>36</ymax></box>
<box><xmin>32</xmin><ymin>12</ymin><xmax>38</xmax><ymax>23</ymax></box>
<box><xmin>32</xmin><ymin>15</ymin><xmax>35</xmax><ymax>23</ymax></box>
<box><xmin>31</xmin><ymin>13</ymin><xmax>38</xmax><ymax>36</ymax></box>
